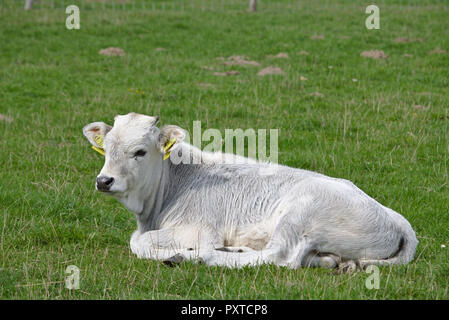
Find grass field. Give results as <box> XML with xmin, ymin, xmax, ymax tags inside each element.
<box><xmin>0</xmin><ymin>0</ymin><xmax>448</xmax><ymax>299</ymax></box>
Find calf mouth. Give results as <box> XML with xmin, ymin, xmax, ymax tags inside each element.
<box><xmin>96</xmin><ymin>187</ymin><xmax>123</xmax><ymax>196</ymax></box>
<box><xmin>97</xmin><ymin>188</ymin><xmax>112</xmax><ymax>193</ymax></box>
<box><xmin>95</xmin><ymin>184</ymin><xmax>114</xmax><ymax>194</ymax></box>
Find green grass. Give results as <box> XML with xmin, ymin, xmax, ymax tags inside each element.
<box><xmin>0</xmin><ymin>0</ymin><xmax>448</xmax><ymax>299</ymax></box>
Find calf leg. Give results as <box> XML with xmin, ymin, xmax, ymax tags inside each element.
<box><xmin>197</xmin><ymin>238</ymin><xmax>314</xmax><ymax>269</ymax></box>
<box><xmin>358</xmin><ymin>258</ymin><xmax>398</xmax><ymax>269</ymax></box>
<box><xmin>130</xmin><ymin>230</ymin><xmax>184</xmax><ymax>260</ymax></box>
<box><xmin>197</xmin><ymin>207</ymin><xmax>318</xmax><ymax>268</ymax></box>
<box><xmin>215</xmin><ymin>246</ymin><xmax>256</xmax><ymax>253</ymax></box>
<box><xmin>163</xmin><ymin>246</ymin><xmax>259</xmax><ymax>267</ymax></box>
<box><xmin>130</xmin><ymin>228</ymin><xmax>217</xmax><ymax>260</ymax></box>
<box><xmin>303</xmin><ymin>252</ymin><xmax>340</xmax><ymax>269</ymax></box>
<box><xmin>198</xmin><ymin>247</ymin><xmax>278</xmax><ymax>268</ymax></box>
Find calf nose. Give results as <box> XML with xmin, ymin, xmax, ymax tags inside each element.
<box><xmin>96</xmin><ymin>176</ymin><xmax>114</xmax><ymax>191</ymax></box>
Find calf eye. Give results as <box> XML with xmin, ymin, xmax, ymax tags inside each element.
<box><xmin>133</xmin><ymin>149</ymin><xmax>147</xmax><ymax>157</ymax></box>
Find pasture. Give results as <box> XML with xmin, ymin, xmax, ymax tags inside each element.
<box><xmin>0</xmin><ymin>0</ymin><xmax>448</xmax><ymax>299</ymax></box>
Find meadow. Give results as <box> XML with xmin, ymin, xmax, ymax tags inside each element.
<box><xmin>0</xmin><ymin>0</ymin><xmax>448</xmax><ymax>299</ymax></box>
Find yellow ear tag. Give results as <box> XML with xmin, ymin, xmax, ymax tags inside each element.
<box><xmin>93</xmin><ymin>135</ymin><xmax>104</xmax><ymax>148</ymax></box>
<box><xmin>92</xmin><ymin>135</ymin><xmax>105</xmax><ymax>156</ymax></box>
<box><xmin>163</xmin><ymin>139</ymin><xmax>176</xmax><ymax>161</ymax></box>
<box><xmin>92</xmin><ymin>146</ymin><xmax>105</xmax><ymax>156</ymax></box>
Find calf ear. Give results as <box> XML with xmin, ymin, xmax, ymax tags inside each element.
<box><xmin>82</xmin><ymin>122</ymin><xmax>112</xmax><ymax>149</ymax></box>
<box><xmin>158</xmin><ymin>125</ymin><xmax>186</xmax><ymax>160</ymax></box>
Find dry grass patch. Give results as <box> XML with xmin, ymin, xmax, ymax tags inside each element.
<box><xmin>0</xmin><ymin>114</ymin><xmax>13</xmax><ymax>122</ymax></box>
<box><xmin>213</xmin><ymin>71</ymin><xmax>240</xmax><ymax>76</ymax></box>
<box><xmin>361</xmin><ymin>50</ymin><xmax>388</xmax><ymax>59</ymax></box>
<box><xmin>267</xmin><ymin>53</ymin><xmax>289</xmax><ymax>59</ymax></box>
<box><xmin>98</xmin><ymin>47</ymin><xmax>125</xmax><ymax>56</ymax></box>
<box><xmin>413</xmin><ymin>104</ymin><xmax>430</xmax><ymax>111</ymax></box>
<box><xmin>196</xmin><ymin>83</ymin><xmax>214</xmax><ymax>88</ymax></box>
<box><xmin>309</xmin><ymin>91</ymin><xmax>325</xmax><ymax>97</ymax></box>
<box><xmin>221</xmin><ymin>55</ymin><xmax>260</xmax><ymax>67</ymax></box>
<box><xmin>428</xmin><ymin>47</ymin><xmax>447</xmax><ymax>55</ymax></box>
<box><xmin>257</xmin><ymin>67</ymin><xmax>284</xmax><ymax>76</ymax></box>
<box><xmin>394</xmin><ymin>37</ymin><xmax>424</xmax><ymax>43</ymax></box>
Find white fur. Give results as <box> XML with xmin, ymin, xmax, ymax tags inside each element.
<box><xmin>83</xmin><ymin>113</ymin><xmax>418</xmax><ymax>269</ymax></box>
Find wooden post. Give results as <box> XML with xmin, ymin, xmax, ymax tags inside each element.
<box><xmin>24</xmin><ymin>0</ymin><xmax>34</xmax><ymax>10</ymax></box>
<box><xmin>249</xmin><ymin>0</ymin><xmax>257</xmax><ymax>12</ymax></box>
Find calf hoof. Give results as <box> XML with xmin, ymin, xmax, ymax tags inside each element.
<box><xmin>319</xmin><ymin>256</ymin><xmax>338</xmax><ymax>269</ymax></box>
<box><xmin>163</xmin><ymin>254</ymin><xmax>185</xmax><ymax>267</ymax></box>
<box><xmin>334</xmin><ymin>260</ymin><xmax>357</xmax><ymax>274</ymax></box>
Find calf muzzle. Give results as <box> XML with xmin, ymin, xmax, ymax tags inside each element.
<box><xmin>96</xmin><ymin>176</ymin><xmax>115</xmax><ymax>191</ymax></box>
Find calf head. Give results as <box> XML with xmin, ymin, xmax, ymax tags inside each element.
<box><xmin>83</xmin><ymin>112</ymin><xmax>185</xmax><ymax>213</ymax></box>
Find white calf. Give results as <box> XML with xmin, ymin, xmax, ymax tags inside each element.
<box><xmin>83</xmin><ymin>113</ymin><xmax>418</xmax><ymax>270</ymax></box>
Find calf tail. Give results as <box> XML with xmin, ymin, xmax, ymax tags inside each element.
<box><xmin>389</xmin><ymin>227</ymin><xmax>418</xmax><ymax>264</ymax></box>
<box><xmin>359</xmin><ymin>226</ymin><xmax>418</xmax><ymax>267</ymax></box>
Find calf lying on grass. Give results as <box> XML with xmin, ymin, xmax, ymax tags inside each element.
<box><xmin>83</xmin><ymin>113</ymin><xmax>418</xmax><ymax>271</ymax></box>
